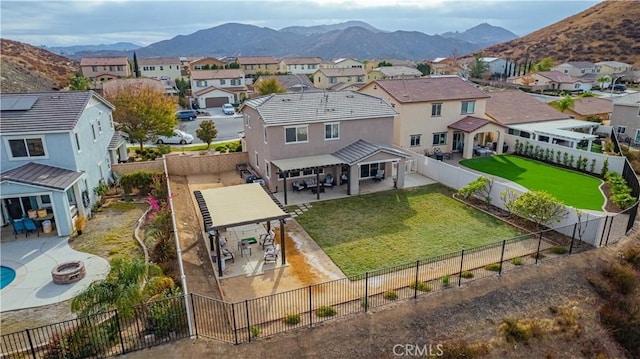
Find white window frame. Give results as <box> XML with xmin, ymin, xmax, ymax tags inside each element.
<box><xmin>635</xmin><ymin>129</ymin><xmax>640</xmax><ymax>144</ymax></box>
<box><xmin>264</xmin><ymin>127</ymin><xmax>268</xmax><ymax>144</ymax></box>
<box><xmin>255</xmin><ymin>151</ymin><xmax>259</xmax><ymax>167</ymax></box>
<box><xmin>284</xmin><ymin>125</ymin><xmax>309</xmax><ymax>144</ymax></box>
<box><xmin>4</xmin><ymin>135</ymin><xmax>49</xmax><ymax>160</ymax></box>
<box><xmin>244</xmin><ymin>114</ymin><xmax>250</xmax><ymax>127</ymax></box>
<box><xmin>432</xmin><ymin>132</ymin><xmax>447</xmax><ymax>145</ymax></box>
<box><xmin>265</xmin><ymin>161</ymin><xmax>270</xmax><ymax>178</ymax></box>
<box><xmin>617</xmin><ymin>126</ymin><xmax>626</xmax><ymax>134</ymax></box>
<box><xmin>98</xmin><ymin>119</ymin><xmax>102</xmax><ymax>133</ymax></box>
<box><xmin>431</xmin><ymin>103</ymin><xmax>442</xmax><ymax>117</ymax></box>
<box><xmin>461</xmin><ymin>101</ymin><xmax>475</xmax><ymax>114</ymax></box>
<box><xmin>324</xmin><ymin>122</ymin><xmax>340</xmax><ymax>140</ymax></box>
<box><xmin>410</xmin><ymin>134</ymin><xmax>421</xmax><ymax>147</ymax></box>
<box><xmin>91</xmin><ymin>123</ymin><xmax>97</xmax><ymax>141</ymax></box>
<box><xmin>75</xmin><ymin>132</ymin><xmax>82</xmax><ymax>152</ymax></box>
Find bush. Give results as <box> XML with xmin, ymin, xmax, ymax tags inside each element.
<box><xmin>461</xmin><ymin>270</ymin><xmax>474</xmax><ymax>279</ymax></box>
<box><xmin>550</xmin><ymin>246</ymin><xmax>568</xmax><ymax>255</ymax></box>
<box><xmin>500</xmin><ymin>318</ymin><xmax>532</xmax><ymax>343</ymax></box>
<box><xmin>283</xmin><ymin>314</ymin><xmax>301</xmax><ymax>325</ymax></box>
<box><xmin>441</xmin><ymin>274</ymin><xmax>450</xmax><ymax>287</ymax></box>
<box><xmin>409</xmin><ymin>281</ymin><xmax>432</xmax><ymax>292</ymax></box>
<box><xmin>484</xmin><ymin>263</ymin><xmax>501</xmax><ymax>271</ymax></box>
<box><xmin>315</xmin><ymin>305</ymin><xmax>337</xmax><ymax>317</ymax></box>
<box><xmin>511</xmin><ymin>257</ymin><xmax>524</xmax><ymax>265</ymax></box>
<box><xmin>602</xmin><ymin>263</ymin><xmax>638</xmax><ymax>294</ymax></box>
<box><xmin>623</xmin><ymin>246</ymin><xmax>640</xmax><ymax>269</ymax></box>
<box><xmin>250</xmin><ymin>325</ymin><xmax>260</xmax><ymax>338</ymax></box>
<box><xmin>383</xmin><ymin>290</ymin><xmax>398</xmax><ymax>301</ymax></box>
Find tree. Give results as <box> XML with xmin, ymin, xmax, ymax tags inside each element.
<box><xmin>597</xmin><ymin>76</ymin><xmax>610</xmax><ymax>89</ymax></box>
<box><xmin>133</xmin><ymin>52</ymin><xmax>140</xmax><ymax>78</ymax></box>
<box><xmin>417</xmin><ymin>63</ymin><xmax>431</xmax><ymax>76</ymax></box>
<box><xmin>469</xmin><ymin>54</ymin><xmax>489</xmax><ymax>78</ymax></box>
<box><xmin>226</xmin><ymin>62</ymin><xmax>240</xmax><ymax>69</ymax></box>
<box><xmin>532</xmin><ymin>57</ymin><xmax>554</xmax><ymax>72</ymax></box>
<box><xmin>69</xmin><ymin>74</ymin><xmax>89</xmax><ymax>90</ymax></box>
<box><xmin>377</xmin><ymin>61</ymin><xmax>392</xmax><ymax>67</ymax></box>
<box><xmin>196</xmin><ymin>120</ymin><xmax>218</xmax><ymax>149</ymax></box>
<box><xmin>553</xmin><ymin>95</ymin><xmax>574</xmax><ymax>112</ymax></box>
<box><xmin>105</xmin><ymin>84</ymin><xmax>177</xmax><ymax>150</ymax></box>
<box><xmin>255</xmin><ymin>78</ymin><xmax>286</xmax><ymax>95</ymax></box>
<box><xmin>512</xmin><ymin>191</ymin><xmax>568</xmax><ymax>230</ymax></box>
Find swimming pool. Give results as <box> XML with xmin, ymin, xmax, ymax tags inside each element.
<box><xmin>1</xmin><ymin>265</ymin><xmax>16</xmax><ymax>289</ymax></box>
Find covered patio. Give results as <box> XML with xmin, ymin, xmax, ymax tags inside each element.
<box><xmin>194</xmin><ymin>183</ymin><xmax>290</xmax><ymax>278</ymax></box>
<box><xmin>447</xmin><ymin>116</ymin><xmax>507</xmax><ymax>159</ymax></box>
<box><xmin>507</xmin><ymin>119</ymin><xmax>599</xmax><ymax>150</ymax></box>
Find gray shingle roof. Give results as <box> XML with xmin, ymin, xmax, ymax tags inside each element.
<box><xmin>109</xmin><ymin>131</ymin><xmax>128</xmax><ymax>150</ymax></box>
<box><xmin>242</xmin><ymin>91</ymin><xmax>396</xmax><ymax>126</ymax></box>
<box><xmin>332</xmin><ymin>139</ymin><xmax>410</xmax><ymax>165</ymax></box>
<box><xmin>0</xmin><ymin>162</ymin><xmax>83</xmax><ymax>190</ymax></box>
<box><xmin>0</xmin><ymin>91</ymin><xmax>113</xmax><ymax>134</ymax></box>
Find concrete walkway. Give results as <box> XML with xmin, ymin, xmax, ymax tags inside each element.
<box><xmin>0</xmin><ymin>236</ymin><xmax>109</xmax><ymax>312</ymax></box>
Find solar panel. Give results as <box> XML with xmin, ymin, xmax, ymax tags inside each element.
<box><xmin>1</xmin><ymin>95</ymin><xmax>38</xmax><ymax>111</ymax></box>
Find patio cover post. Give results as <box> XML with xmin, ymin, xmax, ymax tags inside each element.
<box><xmin>283</xmin><ymin>170</ymin><xmax>288</xmax><ymax>205</ymax></box>
<box><xmin>214</xmin><ymin>231</ymin><xmax>223</xmax><ymax>277</ymax></box>
<box><xmin>316</xmin><ymin>167</ymin><xmax>321</xmax><ymax>200</ymax></box>
<box><xmin>280</xmin><ymin>219</ymin><xmax>286</xmax><ymax>265</ymax></box>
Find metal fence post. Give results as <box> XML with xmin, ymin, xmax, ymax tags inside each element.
<box><xmin>190</xmin><ymin>294</ymin><xmax>198</xmax><ymax>337</ymax></box>
<box><xmin>535</xmin><ymin>232</ymin><xmax>542</xmax><ymax>264</ymax></box>
<box><xmin>458</xmin><ymin>250</ymin><xmax>465</xmax><ymax>287</ymax></box>
<box><xmin>309</xmin><ymin>285</ymin><xmax>313</xmax><ymax>328</ymax></box>
<box><xmin>25</xmin><ymin>328</ymin><xmax>36</xmax><ymax>359</ymax></box>
<box><xmin>364</xmin><ymin>272</ymin><xmax>369</xmax><ymax>312</ymax></box>
<box><xmin>498</xmin><ymin>240</ymin><xmax>506</xmax><ymax>275</ymax></box>
<box><xmin>115</xmin><ymin>311</ymin><xmax>126</xmax><ymax>355</ymax></box>
<box><xmin>569</xmin><ymin>223</ymin><xmax>577</xmax><ymax>254</ymax></box>
<box><xmin>231</xmin><ymin>302</ymin><xmax>239</xmax><ymax>345</ymax></box>
<box><xmin>604</xmin><ymin>216</ymin><xmax>615</xmax><ymax>246</ymax></box>
<box><xmin>244</xmin><ymin>300</ymin><xmax>251</xmax><ymax>343</ymax></box>
<box><xmin>414</xmin><ymin>260</ymin><xmax>419</xmax><ymax>299</ymax></box>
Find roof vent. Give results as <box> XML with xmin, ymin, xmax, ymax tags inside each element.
<box><xmin>38</xmin><ymin>174</ymin><xmax>50</xmax><ymax>180</ymax></box>
<box><xmin>346</xmin><ymin>94</ymin><xmax>354</xmax><ymax>98</ymax></box>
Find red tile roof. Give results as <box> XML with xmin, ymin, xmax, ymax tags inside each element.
<box><xmin>570</xmin><ymin>97</ymin><xmax>613</xmax><ymax>116</ymax></box>
<box><xmin>448</xmin><ymin>116</ymin><xmax>490</xmax><ymax>132</ymax></box>
<box><xmin>485</xmin><ymin>90</ymin><xmax>568</xmax><ymax>125</ymax></box>
<box><xmin>191</xmin><ymin>69</ymin><xmax>244</xmax><ymax>80</ymax></box>
<box><xmin>364</xmin><ymin>77</ymin><xmax>489</xmax><ymax>103</ymax></box>
<box><xmin>80</xmin><ymin>57</ymin><xmax>129</xmax><ymax>66</ymax></box>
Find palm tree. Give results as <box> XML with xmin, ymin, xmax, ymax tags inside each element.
<box><xmin>554</xmin><ymin>95</ymin><xmax>575</xmax><ymax>113</ymax></box>
<box><xmin>596</xmin><ymin>76</ymin><xmax>610</xmax><ymax>89</ymax></box>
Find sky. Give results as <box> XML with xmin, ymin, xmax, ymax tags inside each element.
<box><xmin>1</xmin><ymin>0</ymin><xmax>602</xmax><ymax>47</ymax></box>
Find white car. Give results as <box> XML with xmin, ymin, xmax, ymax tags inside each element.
<box><xmin>222</xmin><ymin>103</ymin><xmax>235</xmax><ymax>115</ymax></box>
<box><xmin>156</xmin><ymin>129</ymin><xmax>194</xmax><ymax>144</ymax></box>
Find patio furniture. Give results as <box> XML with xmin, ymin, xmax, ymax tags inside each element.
<box><xmin>238</xmin><ymin>240</ymin><xmax>252</xmax><ymax>257</ymax></box>
<box><xmin>311</xmin><ymin>186</ymin><xmax>325</xmax><ymax>194</ymax></box>
<box><xmin>374</xmin><ymin>169</ymin><xmax>385</xmax><ymax>181</ymax></box>
<box><xmin>264</xmin><ymin>246</ymin><xmax>279</xmax><ymax>263</ymax></box>
<box><xmin>304</xmin><ymin>178</ymin><xmax>318</xmax><ymax>189</ymax></box>
<box><xmin>24</xmin><ymin>218</ymin><xmax>38</xmax><ymax>237</ymax></box>
<box><xmin>9</xmin><ymin>218</ymin><xmax>27</xmax><ymax>239</ymax></box>
<box><xmin>292</xmin><ymin>181</ymin><xmax>305</xmax><ymax>192</ymax></box>
<box><xmin>340</xmin><ymin>173</ymin><xmax>348</xmax><ymax>185</ymax></box>
<box><xmin>260</xmin><ymin>230</ymin><xmax>275</xmax><ymax>248</ymax></box>
<box><xmin>323</xmin><ymin>174</ymin><xmax>334</xmax><ymax>189</ymax></box>
<box><xmin>221</xmin><ymin>247</ymin><xmax>234</xmax><ymax>263</ymax></box>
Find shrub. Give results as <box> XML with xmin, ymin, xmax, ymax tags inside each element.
<box><xmin>602</xmin><ymin>263</ymin><xmax>638</xmax><ymax>294</ymax></box>
<box><xmin>484</xmin><ymin>263</ymin><xmax>501</xmax><ymax>271</ymax></box>
<box><xmin>623</xmin><ymin>246</ymin><xmax>640</xmax><ymax>269</ymax></box>
<box><xmin>511</xmin><ymin>257</ymin><xmax>524</xmax><ymax>265</ymax></box>
<box><xmin>409</xmin><ymin>281</ymin><xmax>432</xmax><ymax>292</ymax></box>
<box><xmin>461</xmin><ymin>270</ymin><xmax>474</xmax><ymax>279</ymax></box>
<box><xmin>590</xmin><ymin>159</ymin><xmax>596</xmax><ymax>173</ymax></box>
<box><xmin>550</xmin><ymin>246</ymin><xmax>568</xmax><ymax>255</ymax></box>
<box><xmin>441</xmin><ymin>274</ymin><xmax>451</xmax><ymax>287</ymax></box>
<box><xmin>601</xmin><ymin>158</ymin><xmax>609</xmax><ymax>177</ymax></box>
<box><xmin>250</xmin><ymin>325</ymin><xmax>260</xmax><ymax>338</ymax></box>
<box><xmin>315</xmin><ymin>305</ymin><xmax>337</xmax><ymax>317</ymax></box>
<box><xmin>214</xmin><ymin>144</ymin><xmax>227</xmax><ymax>152</ymax></box>
<box><xmin>283</xmin><ymin>314</ymin><xmax>301</xmax><ymax>325</ymax></box>
<box><xmin>383</xmin><ymin>290</ymin><xmax>398</xmax><ymax>301</ymax></box>
<box><xmin>500</xmin><ymin>318</ymin><xmax>532</xmax><ymax>343</ymax></box>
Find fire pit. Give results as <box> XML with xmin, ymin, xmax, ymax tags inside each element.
<box><xmin>51</xmin><ymin>261</ymin><xmax>86</xmax><ymax>285</ymax></box>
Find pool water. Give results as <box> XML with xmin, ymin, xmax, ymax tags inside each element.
<box><xmin>1</xmin><ymin>266</ymin><xmax>16</xmax><ymax>289</ymax></box>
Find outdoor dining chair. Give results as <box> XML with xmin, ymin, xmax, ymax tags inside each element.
<box><xmin>9</xmin><ymin>218</ymin><xmax>27</xmax><ymax>239</ymax></box>
<box><xmin>24</xmin><ymin>218</ymin><xmax>38</xmax><ymax>237</ymax></box>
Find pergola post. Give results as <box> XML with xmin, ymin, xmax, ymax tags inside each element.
<box><xmin>214</xmin><ymin>231</ymin><xmax>223</xmax><ymax>277</ymax></box>
<box><xmin>280</xmin><ymin>219</ymin><xmax>286</xmax><ymax>265</ymax></box>
<box><xmin>316</xmin><ymin>167</ymin><xmax>321</xmax><ymax>200</ymax></box>
<box><xmin>283</xmin><ymin>170</ymin><xmax>288</xmax><ymax>205</ymax></box>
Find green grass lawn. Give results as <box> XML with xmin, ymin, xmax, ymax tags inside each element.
<box><xmin>459</xmin><ymin>155</ymin><xmax>604</xmax><ymax>210</ymax></box>
<box><xmin>295</xmin><ymin>184</ymin><xmax>523</xmax><ymax>276</ymax></box>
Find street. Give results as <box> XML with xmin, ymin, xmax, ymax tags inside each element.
<box><xmin>175</xmin><ymin>107</ymin><xmax>244</xmax><ymax>144</ymax></box>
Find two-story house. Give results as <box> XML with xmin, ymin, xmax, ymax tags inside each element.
<box><xmin>138</xmin><ymin>57</ymin><xmax>181</xmax><ymax>81</ymax></box>
<box><xmin>366</xmin><ymin>66</ymin><xmax>422</xmax><ymax>81</ymax></box>
<box><xmin>610</xmin><ymin>92</ymin><xmax>640</xmax><ymax>144</ymax></box>
<box><xmin>236</xmin><ymin>56</ymin><xmax>279</xmax><ymax>78</ymax></box>
<box><xmin>0</xmin><ymin>91</ymin><xmax>127</xmax><ymax>236</ymax></box>
<box><xmin>80</xmin><ymin>57</ymin><xmax>132</xmax><ymax>89</ymax></box>
<box><xmin>323</xmin><ymin>58</ymin><xmax>364</xmax><ymax>69</ymax></box>
<box><xmin>313</xmin><ymin>68</ymin><xmax>366</xmax><ymax>89</ymax></box>
<box><xmin>188</xmin><ymin>57</ymin><xmax>226</xmax><ymax>73</ymax></box>
<box><xmin>240</xmin><ymin>91</ymin><xmax>410</xmax><ymax>203</ymax></box>
<box><xmin>191</xmin><ymin>69</ymin><xmax>247</xmax><ymax>108</ymax></box>
<box><xmin>595</xmin><ymin>61</ymin><xmax>633</xmax><ymax>76</ymax></box>
<box><xmin>359</xmin><ymin>77</ymin><xmax>492</xmax><ymax>158</ymax></box>
<box><xmin>364</xmin><ymin>59</ymin><xmax>417</xmax><ymax>73</ymax></box>
<box><xmin>252</xmin><ymin>74</ymin><xmax>317</xmax><ymax>94</ymax></box>
<box><xmin>509</xmin><ymin>71</ymin><xmax>592</xmax><ymax>92</ymax></box>
<box><xmin>278</xmin><ymin>57</ymin><xmax>323</xmax><ymax>75</ymax></box>
<box><xmin>551</xmin><ymin>61</ymin><xmax>598</xmax><ymax>77</ymax></box>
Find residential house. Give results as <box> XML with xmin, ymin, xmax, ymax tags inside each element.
<box><xmin>364</xmin><ymin>59</ymin><xmax>416</xmax><ymax>73</ymax></box>
<box><xmin>327</xmin><ymin>82</ymin><xmax>366</xmax><ymax>92</ymax></box>
<box><xmin>367</xmin><ymin>66</ymin><xmax>422</xmax><ymax>81</ymax></box>
<box><xmin>359</xmin><ymin>77</ymin><xmax>493</xmax><ymax>159</ymax></box>
<box><xmin>427</xmin><ymin>58</ymin><xmax>466</xmax><ymax>77</ymax></box>
<box><xmin>324</xmin><ymin>58</ymin><xmax>364</xmax><ymax>69</ymax></box>
<box><xmin>236</xmin><ymin>56</ymin><xmax>279</xmax><ymax>78</ymax></box>
<box><xmin>610</xmin><ymin>92</ymin><xmax>640</xmax><ymax>144</ymax></box>
<box><xmin>595</xmin><ymin>61</ymin><xmax>633</xmax><ymax>76</ymax></box>
<box><xmin>102</xmin><ymin>78</ymin><xmax>174</xmax><ymax>98</ymax></box>
<box><xmin>191</xmin><ymin>69</ymin><xmax>247</xmax><ymax>108</ymax></box>
<box><xmin>279</xmin><ymin>57</ymin><xmax>323</xmax><ymax>75</ymax></box>
<box><xmin>80</xmin><ymin>57</ymin><xmax>132</xmax><ymax>89</ymax></box>
<box><xmin>0</xmin><ymin>91</ymin><xmax>127</xmax><ymax>236</ymax></box>
<box><xmin>188</xmin><ymin>57</ymin><xmax>226</xmax><ymax>73</ymax></box>
<box><xmin>563</xmin><ymin>97</ymin><xmax>613</xmax><ymax>122</ymax></box>
<box><xmin>252</xmin><ymin>74</ymin><xmax>317</xmax><ymax>94</ymax></box>
<box><xmin>480</xmin><ymin>57</ymin><xmax>510</xmax><ymax>77</ymax></box>
<box><xmin>138</xmin><ymin>57</ymin><xmax>181</xmax><ymax>81</ymax></box>
<box><xmin>485</xmin><ymin>90</ymin><xmax>598</xmax><ymax>151</ymax></box>
<box><xmin>509</xmin><ymin>71</ymin><xmax>592</xmax><ymax>92</ymax></box>
<box><xmin>240</xmin><ymin>91</ymin><xmax>410</xmax><ymax>202</ymax></box>
<box><xmin>313</xmin><ymin>68</ymin><xmax>365</xmax><ymax>89</ymax></box>
<box><xmin>180</xmin><ymin>56</ymin><xmax>202</xmax><ymax>79</ymax></box>
<box><xmin>551</xmin><ymin>61</ymin><xmax>598</xmax><ymax>77</ymax></box>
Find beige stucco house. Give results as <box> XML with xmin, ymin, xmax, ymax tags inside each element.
<box><xmin>509</xmin><ymin>71</ymin><xmax>592</xmax><ymax>92</ymax></box>
<box><xmin>359</xmin><ymin>77</ymin><xmax>492</xmax><ymax>158</ymax></box>
<box><xmin>595</xmin><ymin>61</ymin><xmax>633</xmax><ymax>76</ymax></box>
<box><xmin>236</xmin><ymin>56</ymin><xmax>279</xmax><ymax>77</ymax></box>
<box><xmin>610</xmin><ymin>92</ymin><xmax>640</xmax><ymax>144</ymax></box>
<box><xmin>190</xmin><ymin>69</ymin><xmax>247</xmax><ymax>107</ymax></box>
<box><xmin>240</xmin><ymin>91</ymin><xmax>410</xmax><ymax>203</ymax></box>
<box><xmin>278</xmin><ymin>57</ymin><xmax>323</xmax><ymax>75</ymax></box>
<box><xmin>551</xmin><ymin>61</ymin><xmax>598</xmax><ymax>77</ymax></box>
<box><xmin>188</xmin><ymin>57</ymin><xmax>226</xmax><ymax>73</ymax></box>
<box><xmin>366</xmin><ymin>66</ymin><xmax>422</xmax><ymax>81</ymax></box>
<box><xmin>80</xmin><ymin>57</ymin><xmax>132</xmax><ymax>89</ymax></box>
<box><xmin>313</xmin><ymin>68</ymin><xmax>365</xmax><ymax>89</ymax></box>
<box><xmin>138</xmin><ymin>57</ymin><xmax>181</xmax><ymax>81</ymax></box>
<box><xmin>324</xmin><ymin>58</ymin><xmax>364</xmax><ymax>69</ymax></box>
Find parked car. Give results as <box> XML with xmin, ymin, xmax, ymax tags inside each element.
<box><xmin>176</xmin><ymin>110</ymin><xmax>197</xmax><ymax>121</ymax></box>
<box><xmin>613</xmin><ymin>84</ymin><xmax>627</xmax><ymax>92</ymax></box>
<box><xmin>222</xmin><ymin>103</ymin><xmax>235</xmax><ymax>115</ymax></box>
<box><xmin>156</xmin><ymin>129</ymin><xmax>194</xmax><ymax>144</ymax></box>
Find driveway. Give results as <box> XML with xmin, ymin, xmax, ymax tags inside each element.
<box><xmin>176</xmin><ymin>107</ymin><xmax>243</xmax><ymax>144</ymax></box>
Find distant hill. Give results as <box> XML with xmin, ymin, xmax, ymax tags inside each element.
<box><xmin>480</xmin><ymin>0</ymin><xmax>640</xmax><ymax>67</ymax></box>
<box><xmin>43</xmin><ymin>42</ymin><xmax>141</xmax><ymax>56</ymax></box>
<box><xmin>1</xmin><ymin>39</ymin><xmax>79</xmax><ymax>93</ymax></box>
<box><xmin>280</xmin><ymin>21</ymin><xmax>384</xmax><ymax>36</ymax></box>
<box><xmin>133</xmin><ymin>22</ymin><xmax>480</xmax><ymax>60</ymax></box>
<box><xmin>441</xmin><ymin>23</ymin><xmax>518</xmax><ymax>48</ymax></box>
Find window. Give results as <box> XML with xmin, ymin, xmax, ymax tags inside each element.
<box><xmin>91</xmin><ymin>66</ymin><xmax>97</xmax><ymax>72</ymax></box>
<box><xmin>329</xmin><ymin>77</ymin><xmax>337</xmax><ymax>84</ymax></box>
<box><xmin>617</xmin><ymin>126</ymin><xmax>626</xmax><ymax>134</ymax></box>
<box><xmin>66</xmin><ymin>188</ymin><xmax>76</xmax><ymax>205</ymax></box>
<box><xmin>7</xmin><ymin>137</ymin><xmax>46</xmax><ymax>159</ymax></box>
<box><xmin>410</xmin><ymin>134</ymin><xmax>421</xmax><ymax>147</ymax></box>
<box><xmin>357</xmin><ymin>76</ymin><xmax>363</xmax><ymax>82</ymax></box>
<box><xmin>110</xmin><ymin>114</ymin><xmax>114</xmax><ymax>130</ymax></box>
<box><xmin>159</xmin><ymin>66</ymin><xmax>164</xmax><ymax>70</ymax></box>
<box><xmin>196</xmin><ymin>80</ymin><xmax>207</xmax><ymax>87</ymax></box>
<box><xmin>285</xmin><ymin>126</ymin><xmax>308</xmax><ymax>143</ymax></box>
<box><xmin>75</xmin><ymin>133</ymin><xmax>81</xmax><ymax>152</ymax></box>
<box><xmin>325</xmin><ymin>123</ymin><xmax>339</xmax><ymax>140</ymax></box>
<box><xmin>461</xmin><ymin>101</ymin><xmax>475</xmax><ymax>114</ymax></box>
<box><xmin>637</xmin><ymin>108</ymin><xmax>640</xmax><ymax>117</ymax></box>
<box><xmin>40</xmin><ymin>195</ymin><xmax>51</xmax><ymax>207</ymax></box>
<box><xmin>432</xmin><ymin>132</ymin><xmax>447</xmax><ymax>145</ymax></box>
<box><xmin>244</xmin><ymin>114</ymin><xmax>250</xmax><ymax>127</ymax></box>
<box><xmin>231</xmin><ymin>79</ymin><xmax>240</xmax><ymax>85</ymax></box>
<box><xmin>264</xmin><ymin>128</ymin><xmax>268</xmax><ymax>143</ymax></box>
<box><xmin>91</xmin><ymin>123</ymin><xmax>97</xmax><ymax>141</ymax></box>
<box><xmin>265</xmin><ymin>161</ymin><xmax>270</xmax><ymax>178</ymax></box>
<box><xmin>635</xmin><ymin>129</ymin><xmax>640</xmax><ymax>144</ymax></box>
<box><xmin>220</xmin><ymin>79</ymin><xmax>226</xmax><ymax>85</ymax></box>
<box><xmin>117</xmin><ymin>65</ymin><xmax>124</xmax><ymax>71</ymax></box>
<box><xmin>574</xmin><ymin>83</ymin><xmax>580</xmax><ymax>89</ymax></box>
<box><xmin>98</xmin><ymin>120</ymin><xmax>102</xmax><ymax>133</ymax></box>
<box><xmin>255</xmin><ymin>151</ymin><xmax>259</xmax><ymax>167</ymax></box>
<box><xmin>109</xmin><ymin>66</ymin><xmax>115</xmax><ymax>71</ymax></box>
<box><xmin>360</xmin><ymin>163</ymin><xmax>381</xmax><ymax>178</ymax></box>
<box><xmin>431</xmin><ymin>103</ymin><xmax>442</xmax><ymax>117</ymax></box>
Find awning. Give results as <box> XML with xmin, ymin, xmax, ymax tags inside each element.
<box><xmin>271</xmin><ymin>154</ymin><xmax>345</xmax><ymax>172</ymax></box>
<box><xmin>0</xmin><ymin>162</ymin><xmax>84</xmax><ymax>191</ymax></box>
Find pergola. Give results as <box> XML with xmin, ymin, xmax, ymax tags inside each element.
<box><xmin>194</xmin><ymin>183</ymin><xmax>290</xmax><ymax>277</ymax></box>
<box><xmin>508</xmin><ymin>119</ymin><xmax>598</xmax><ymax>151</ymax></box>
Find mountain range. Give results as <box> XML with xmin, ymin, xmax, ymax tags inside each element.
<box><xmin>43</xmin><ymin>42</ymin><xmax>141</xmax><ymax>56</ymax></box>
<box><xmin>53</xmin><ymin>21</ymin><xmax>516</xmax><ymax>61</ymax></box>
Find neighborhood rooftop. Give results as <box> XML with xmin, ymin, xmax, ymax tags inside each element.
<box><xmin>190</xmin><ymin>69</ymin><xmax>244</xmax><ymax>80</ymax></box>
<box><xmin>281</xmin><ymin>57</ymin><xmax>323</xmax><ymax>64</ymax></box>
<box><xmin>137</xmin><ymin>57</ymin><xmax>180</xmax><ymax>65</ymax></box>
<box><xmin>372</xmin><ymin>77</ymin><xmax>490</xmax><ymax>103</ymax></box>
<box><xmin>318</xmin><ymin>68</ymin><xmax>365</xmax><ymax>77</ymax></box>
<box><xmin>242</xmin><ymin>91</ymin><xmax>396</xmax><ymax>125</ymax></box>
<box><xmin>485</xmin><ymin>90</ymin><xmax>569</xmax><ymax>125</ymax></box>
<box><xmin>570</xmin><ymin>97</ymin><xmax>613</xmax><ymax>116</ymax></box>
<box><xmin>79</xmin><ymin>57</ymin><xmax>129</xmax><ymax>66</ymax></box>
<box><xmin>237</xmin><ymin>56</ymin><xmax>278</xmax><ymax>64</ymax></box>
<box><xmin>0</xmin><ymin>162</ymin><xmax>84</xmax><ymax>190</ymax></box>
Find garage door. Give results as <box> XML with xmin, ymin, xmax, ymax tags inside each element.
<box><xmin>205</xmin><ymin>97</ymin><xmax>229</xmax><ymax>107</ymax></box>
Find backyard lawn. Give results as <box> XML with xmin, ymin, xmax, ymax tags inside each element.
<box><xmin>459</xmin><ymin>155</ymin><xmax>605</xmax><ymax>210</ymax></box>
<box><xmin>294</xmin><ymin>184</ymin><xmax>523</xmax><ymax>276</ymax></box>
